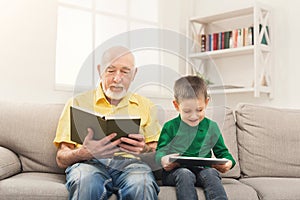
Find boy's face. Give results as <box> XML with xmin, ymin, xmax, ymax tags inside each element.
<box><xmin>173</xmin><ymin>97</ymin><xmax>209</xmax><ymax>127</ymax></box>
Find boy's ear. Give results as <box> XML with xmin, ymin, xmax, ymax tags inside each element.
<box><xmin>172</xmin><ymin>100</ymin><xmax>180</xmax><ymax>111</ymax></box>
<box><xmin>205</xmin><ymin>97</ymin><xmax>210</xmax><ymax>107</ymax></box>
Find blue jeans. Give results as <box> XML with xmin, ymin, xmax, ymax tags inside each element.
<box><xmin>162</xmin><ymin>167</ymin><xmax>227</xmax><ymax>200</ymax></box>
<box><xmin>65</xmin><ymin>158</ymin><xmax>159</xmax><ymax>200</ymax></box>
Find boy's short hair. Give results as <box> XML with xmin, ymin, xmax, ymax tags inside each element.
<box><xmin>174</xmin><ymin>75</ymin><xmax>208</xmax><ymax>102</ymax></box>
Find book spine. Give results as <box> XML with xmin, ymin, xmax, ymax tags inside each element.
<box><xmin>224</xmin><ymin>31</ymin><xmax>230</xmax><ymax>49</ymax></box>
<box><xmin>201</xmin><ymin>34</ymin><xmax>206</xmax><ymax>52</ymax></box>
<box><xmin>259</xmin><ymin>24</ymin><xmax>269</xmax><ymax>45</ymax></box>
<box><xmin>243</xmin><ymin>27</ymin><xmax>248</xmax><ymax>46</ymax></box>
<box><xmin>248</xmin><ymin>26</ymin><xmax>254</xmax><ymax>45</ymax></box>
<box><xmin>221</xmin><ymin>32</ymin><xmax>225</xmax><ymax>50</ymax></box>
<box><xmin>232</xmin><ymin>29</ymin><xmax>238</xmax><ymax>48</ymax></box>
<box><xmin>213</xmin><ymin>33</ymin><xmax>218</xmax><ymax>50</ymax></box>
<box><xmin>237</xmin><ymin>28</ymin><xmax>243</xmax><ymax>47</ymax></box>
<box><xmin>209</xmin><ymin>34</ymin><xmax>213</xmax><ymax>51</ymax></box>
<box><xmin>218</xmin><ymin>32</ymin><xmax>222</xmax><ymax>50</ymax></box>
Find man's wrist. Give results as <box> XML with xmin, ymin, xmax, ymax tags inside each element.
<box><xmin>142</xmin><ymin>144</ymin><xmax>153</xmax><ymax>153</ymax></box>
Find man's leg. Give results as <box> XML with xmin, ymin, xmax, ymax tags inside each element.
<box><xmin>196</xmin><ymin>168</ymin><xmax>228</xmax><ymax>200</ymax></box>
<box><xmin>162</xmin><ymin>168</ymin><xmax>198</xmax><ymax>200</ymax></box>
<box><xmin>112</xmin><ymin>161</ymin><xmax>159</xmax><ymax>200</ymax></box>
<box><xmin>65</xmin><ymin>161</ymin><xmax>113</xmax><ymax>200</ymax></box>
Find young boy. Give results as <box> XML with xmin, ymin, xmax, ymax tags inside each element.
<box><xmin>155</xmin><ymin>75</ymin><xmax>235</xmax><ymax>200</ymax></box>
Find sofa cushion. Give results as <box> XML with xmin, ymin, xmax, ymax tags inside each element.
<box><xmin>236</xmin><ymin>103</ymin><xmax>300</xmax><ymax>177</ymax></box>
<box><xmin>0</xmin><ymin>172</ymin><xmax>68</xmax><ymax>200</ymax></box>
<box><xmin>0</xmin><ymin>101</ymin><xmax>64</xmax><ymax>174</ymax></box>
<box><xmin>240</xmin><ymin>177</ymin><xmax>300</xmax><ymax>200</ymax></box>
<box><xmin>158</xmin><ymin>178</ymin><xmax>258</xmax><ymax>200</ymax></box>
<box><xmin>0</xmin><ymin>147</ymin><xmax>21</xmax><ymax>180</ymax></box>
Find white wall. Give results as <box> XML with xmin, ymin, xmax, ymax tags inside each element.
<box><xmin>0</xmin><ymin>0</ymin><xmax>72</xmax><ymax>103</ymax></box>
<box><xmin>1</xmin><ymin>0</ymin><xmax>299</xmax><ymax>109</ymax></box>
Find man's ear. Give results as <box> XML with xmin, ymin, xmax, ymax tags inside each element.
<box><xmin>97</xmin><ymin>65</ymin><xmax>101</xmax><ymax>74</ymax></box>
<box><xmin>131</xmin><ymin>67</ymin><xmax>137</xmax><ymax>81</ymax></box>
<box><xmin>172</xmin><ymin>100</ymin><xmax>180</xmax><ymax>111</ymax></box>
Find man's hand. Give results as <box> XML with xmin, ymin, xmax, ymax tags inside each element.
<box><xmin>161</xmin><ymin>153</ymin><xmax>180</xmax><ymax>171</ymax></box>
<box><xmin>212</xmin><ymin>160</ymin><xmax>233</xmax><ymax>173</ymax></box>
<box><xmin>118</xmin><ymin>133</ymin><xmax>147</xmax><ymax>154</ymax></box>
<box><xmin>82</xmin><ymin>128</ymin><xmax>121</xmax><ymax>159</ymax></box>
<box><xmin>56</xmin><ymin>128</ymin><xmax>121</xmax><ymax>169</ymax></box>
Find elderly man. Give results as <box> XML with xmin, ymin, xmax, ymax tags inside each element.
<box><xmin>53</xmin><ymin>46</ymin><xmax>161</xmax><ymax>200</ymax></box>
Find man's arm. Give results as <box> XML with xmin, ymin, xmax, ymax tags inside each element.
<box><xmin>56</xmin><ymin>142</ymin><xmax>93</xmax><ymax>169</ymax></box>
<box><xmin>56</xmin><ymin>128</ymin><xmax>121</xmax><ymax>169</ymax></box>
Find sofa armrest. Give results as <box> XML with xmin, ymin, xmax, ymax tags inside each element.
<box><xmin>0</xmin><ymin>146</ymin><xmax>21</xmax><ymax>180</ymax></box>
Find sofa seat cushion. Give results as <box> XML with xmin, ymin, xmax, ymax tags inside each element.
<box><xmin>158</xmin><ymin>178</ymin><xmax>258</xmax><ymax>200</ymax></box>
<box><xmin>0</xmin><ymin>172</ymin><xmax>68</xmax><ymax>200</ymax></box>
<box><xmin>240</xmin><ymin>177</ymin><xmax>300</xmax><ymax>200</ymax></box>
<box><xmin>236</xmin><ymin>104</ymin><xmax>300</xmax><ymax>177</ymax></box>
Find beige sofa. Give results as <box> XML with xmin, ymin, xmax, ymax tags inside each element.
<box><xmin>1</xmin><ymin>101</ymin><xmax>300</xmax><ymax>200</ymax></box>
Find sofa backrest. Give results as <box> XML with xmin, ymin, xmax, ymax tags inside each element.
<box><xmin>0</xmin><ymin>101</ymin><xmax>65</xmax><ymax>174</ymax></box>
<box><xmin>236</xmin><ymin>103</ymin><xmax>300</xmax><ymax>178</ymax></box>
<box><xmin>206</xmin><ymin>106</ymin><xmax>240</xmax><ymax>178</ymax></box>
<box><xmin>0</xmin><ymin>101</ymin><xmax>241</xmax><ymax>178</ymax></box>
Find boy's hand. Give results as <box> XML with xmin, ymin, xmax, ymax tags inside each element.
<box><xmin>161</xmin><ymin>153</ymin><xmax>180</xmax><ymax>171</ymax></box>
<box><xmin>212</xmin><ymin>160</ymin><xmax>232</xmax><ymax>173</ymax></box>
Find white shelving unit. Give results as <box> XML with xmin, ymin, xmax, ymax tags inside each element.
<box><xmin>187</xmin><ymin>3</ymin><xmax>272</xmax><ymax>98</ymax></box>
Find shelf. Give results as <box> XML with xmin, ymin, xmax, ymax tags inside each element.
<box><xmin>190</xmin><ymin>7</ymin><xmax>253</xmax><ymax>24</ymax></box>
<box><xmin>189</xmin><ymin>44</ymin><xmax>270</xmax><ymax>60</ymax></box>
<box><xmin>189</xmin><ymin>46</ymin><xmax>253</xmax><ymax>59</ymax></box>
<box><xmin>187</xmin><ymin>4</ymin><xmax>272</xmax><ymax>98</ymax></box>
<box><xmin>208</xmin><ymin>86</ymin><xmax>271</xmax><ymax>95</ymax></box>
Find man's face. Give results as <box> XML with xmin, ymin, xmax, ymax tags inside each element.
<box><xmin>100</xmin><ymin>53</ymin><xmax>136</xmax><ymax>100</ymax></box>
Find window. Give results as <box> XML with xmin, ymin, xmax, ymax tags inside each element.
<box><xmin>55</xmin><ymin>0</ymin><xmax>160</xmax><ymax>91</ymax></box>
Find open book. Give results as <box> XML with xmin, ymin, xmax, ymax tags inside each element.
<box><xmin>169</xmin><ymin>156</ymin><xmax>229</xmax><ymax>166</ymax></box>
<box><xmin>70</xmin><ymin>106</ymin><xmax>141</xmax><ymax>144</ymax></box>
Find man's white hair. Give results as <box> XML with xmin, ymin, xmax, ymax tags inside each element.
<box><xmin>100</xmin><ymin>46</ymin><xmax>135</xmax><ymax>75</ymax></box>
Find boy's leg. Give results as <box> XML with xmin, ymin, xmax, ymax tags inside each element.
<box><xmin>113</xmin><ymin>161</ymin><xmax>160</xmax><ymax>200</ymax></box>
<box><xmin>65</xmin><ymin>161</ymin><xmax>113</xmax><ymax>200</ymax></box>
<box><xmin>163</xmin><ymin>168</ymin><xmax>198</xmax><ymax>200</ymax></box>
<box><xmin>196</xmin><ymin>168</ymin><xmax>228</xmax><ymax>200</ymax></box>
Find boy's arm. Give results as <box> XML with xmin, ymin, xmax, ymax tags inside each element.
<box><xmin>211</xmin><ymin>122</ymin><xmax>236</xmax><ymax>168</ymax></box>
<box><xmin>155</xmin><ymin>125</ymin><xmax>173</xmax><ymax>165</ymax></box>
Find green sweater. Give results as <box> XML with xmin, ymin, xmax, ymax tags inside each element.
<box><xmin>155</xmin><ymin>115</ymin><xmax>236</xmax><ymax>168</ymax></box>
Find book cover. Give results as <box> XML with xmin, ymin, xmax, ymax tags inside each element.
<box><xmin>70</xmin><ymin>106</ymin><xmax>141</xmax><ymax>144</ymax></box>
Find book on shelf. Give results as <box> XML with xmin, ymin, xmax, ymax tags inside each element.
<box><xmin>196</xmin><ymin>25</ymin><xmax>257</xmax><ymax>53</ymax></box>
<box><xmin>259</xmin><ymin>24</ymin><xmax>269</xmax><ymax>45</ymax></box>
<box><xmin>70</xmin><ymin>106</ymin><xmax>141</xmax><ymax>144</ymax></box>
<box><xmin>224</xmin><ymin>31</ymin><xmax>231</xmax><ymax>49</ymax></box>
<box><xmin>169</xmin><ymin>156</ymin><xmax>229</xmax><ymax>166</ymax></box>
<box><xmin>200</xmin><ymin>34</ymin><xmax>206</xmax><ymax>52</ymax></box>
